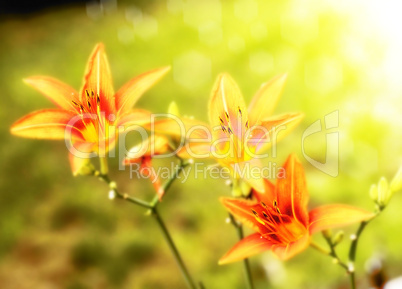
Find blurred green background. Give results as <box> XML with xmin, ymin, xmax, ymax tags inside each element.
<box><xmin>1</xmin><ymin>0</ymin><xmax>402</xmax><ymax>288</ymax></box>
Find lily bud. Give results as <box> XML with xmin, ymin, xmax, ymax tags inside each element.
<box><xmin>322</xmin><ymin>229</ymin><xmax>332</xmax><ymax>239</ymax></box>
<box><xmin>369</xmin><ymin>184</ymin><xmax>378</xmax><ymax>202</ymax></box>
<box><xmin>377</xmin><ymin>177</ymin><xmax>391</xmax><ymax>208</ymax></box>
<box><xmin>390</xmin><ymin>165</ymin><xmax>402</xmax><ymax>193</ymax></box>
<box><xmin>167</xmin><ymin>101</ymin><xmax>180</xmax><ymax>116</ymax></box>
<box><xmin>76</xmin><ymin>160</ymin><xmax>95</xmax><ymax>176</ymax></box>
<box><xmin>333</xmin><ymin>230</ymin><xmax>344</xmax><ymax>246</ymax></box>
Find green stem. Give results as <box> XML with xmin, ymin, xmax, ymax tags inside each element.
<box><xmin>99</xmin><ymin>156</ymin><xmax>108</xmax><ymax>175</ymax></box>
<box><xmin>315</xmin><ymin>235</ymin><xmax>349</xmax><ymax>271</ymax></box>
<box><xmin>347</xmin><ymin>221</ymin><xmax>369</xmax><ymax>289</ymax></box>
<box><xmin>95</xmin><ymin>158</ymin><xmax>199</xmax><ymax>289</ymax></box>
<box><xmin>150</xmin><ymin>160</ymin><xmax>189</xmax><ymax>208</ymax></box>
<box><xmin>229</xmin><ymin>214</ymin><xmax>255</xmax><ymax>289</ymax></box>
<box><xmin>97</xmin><ymin>173</ymin><xmax>152</xmax><ymax>209</ymax></box>
<box><xmin>152</xmin><ymin>206</ymin><xmax>197</xmax><ymax>289</ymax></box>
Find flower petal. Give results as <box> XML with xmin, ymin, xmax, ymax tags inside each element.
<box><xmin>271</xmin><ymin>232</ymin><xmax>310</xmax><ymax>260</ymax></box>
<box><xmin>81</xmin><ymin>43</ymin><xmax>115</xmax><ymax>115</ymax></box>
<box><xmin>10</xmin><ymin>109</ymin><xmax>84</xmax><ymax>141</ymax></box>
<box><xmin>275</xmin><ymin>154</ymin><xmax>309</xmax><ymax>227</ymax></box>
<box><xmin>249</xmin><ymin>113</ymin><xmax>303</xmax><ymax>153</ymax></box>
<box><xmin>24</xmin><ymin>76</ymin><xmax>79</xmax><ymax>111</ymax></box>
<box><xmin>69</xmin><ymin>142</ymin><xmax>95</xmax><ymax>176</ymax></box>
<box><xmin>309</xmin><ymin>204</ymin><xmax>374</xmax><ymax>234</ymax></box>
<box><xmin>253</xmin><ymin>179</ymin><xmax>276</xmax><ymax>204</ymax></box>
<box><xmin>117</xmin><ymin>109</ymin><xmax>152</xmax><ymax>128</ymax></box>
<box><xmin>225</xmin><ymin>159</ymin><xmax>266</xmax><ymax>193</ymax></box>
<box><xmin>248</xmin><ymin>73</ymin><xmax>287</xmax><ymax>125</ymax></box>
<box><xmin>115</xmin><ymin>66</ymin><xmax>170</xmax><ymax>115</ymax></box>
<box><xmin>220</xmin><ymin>197</ymin><xmax>266</xmax><ymax>233</ymax></box>
<box><xmin>209</xmin><ymin>73</ymin><xmax>248</xmax><ymax>141</ymax></box>
<box><xmin>219</xmin><ymin>233</ymin><xmax>273</xmax><ymax>265</ymax></box>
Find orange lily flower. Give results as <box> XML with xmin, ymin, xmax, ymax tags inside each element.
<box><xmin>10</xmin><ymin>43</ymin><xmax>169</xmax><ymax>175</ymax></box>
<box><xmin>219</xmin><ymin>154</ymin><xmax>374</xmax><ymax>264</ymax></box>
<box><xmin>123</xmin><ymin>135</ymin><xmax>170</xmax><ymax>200</ymax></box>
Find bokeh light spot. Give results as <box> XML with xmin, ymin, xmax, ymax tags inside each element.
<box><xmin>133</xmin><ymin>14</ymin><xmax>158</xmax><ymax>40</ymax></box>
<box><xmin>183</xmin><ymin>0</ymin><xmax>221</xmax><ymax>29</ymax></box>
<box><xmin>249</xmin><ymin>51</ymin><xmax>274</xmax><ymax>75</ymax></box>
<box><xmin>250</xmin><ymin>21</ymin><xmax>267</xmax><ymax>40</ymax></box>
<box><xmin>228</xmin><ymin>35</ymin><xmax>246</xmax><ymax>53</ymax></box>
<box><xmin>304</xmin><ymin>57</ymin><xmax>343</xmax><ymax>93</ymax></box>
<box><xmin>198</xmin><ymin>21</ymin><xmax>223</xmax><ymax>47</ymax></box>
<box><xmin>173</xmin><ymin>51</ymin><xmax>211</xmax><ymax>90</ymax></box>
<box><xmin>234</xmin><ymin>0</ymin><xmax>258</xmax><ymax>23</ymax></box>
<box><xmin>281</xmin><ymin>7</ymin><xmax>318</xmax><ymax>45</ymax></box>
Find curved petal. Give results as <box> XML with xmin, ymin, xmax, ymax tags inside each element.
<box><xmin>250</xmin><ymin>113</ymin><xmax>304</xmax><ymax>153</ymax></box>
<box><xmin>10</xmin><ymin>109</ymin><xmax>84</xmax><ymax>141</ymax></box>
<box><xmin>209</xmin><ymin>73</ymin><xmax>248</xmax><ymax>142</ymax></box>
<box><xmin>80</xmin><ymin>43</ymin><xmax>115</xmax><ymax>115</ymax></box>
<box><xmin>271</xmin><ymin>232</ymin><xmax>310</xmax><ymax>260</ymax></box>
<box><xmin>24</xmin><ymin>76</ymin><xmax>79</xmax><ymax>111</ymax></box>
<box><xmin>219</xmin><ymin>233</ymin><xmax>273</xmax><ymax>265</ymax></box>
<box><xmin>69</xmin><ymin>142</ymin><xmax>95</xmax><ymax>176</ymax></box>
<box><xmin>177</xmin><ymin>143</ymin><xmax>213</xmax><ymax>159</ymax></box>
<box><xmin>116</xmin><ymin>66</ymin><xmax>170</xmax><ymax>115</ymax></box>
<box><xmin>248</xmin><ymin>74</ymin><xmax>288</xmax><ymax>125</ymax></box>
<box><xmin>230</xmin><ymin>159</ymin><xmax>266</xmax><ymax>193</ymax></box>
<box><xmin>220</xmin><ymin>197</ymin><xmax>266</xmax><ymax>233</ymax></box>
<box><xmin>117</xmin><ymin>109</ymin><xmax>152</xmax><ymax>128</ymax></box>
<box><xmin>275</xmin><ymin>154</ymin><xmax>309</xmax><ymax>227</ymax></box>
<box><xmin>253</xmin><ymin>178</ymin><xmax>276</xmax><ymax>204</ymax></box>
<box><xmin>309</xmin><ymin>204</ymin><xmax>375</xmax><ymax>234</ymax></box>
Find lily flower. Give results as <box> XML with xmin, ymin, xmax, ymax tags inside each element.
<box><xmin>123</xmin><ymin>135</ymin><xmax>170</xmax><ymax>200</ymax></box>
<box><xmin>10</xmin><ymin>43</ymin><xmax>169</xmax><ymax>175</ymax></box>
<box><xmin>187</xmin><ymin>73</ymin><xmax>302</xmax><ymax>193</ymax></box>
<box><xmin>219</xmin><ymin>154</ymin><xmax>374</xmax><ymax>264</ymax></box>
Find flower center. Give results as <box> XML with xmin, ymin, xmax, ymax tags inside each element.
<box><xmin>251</xmin><ymin>201</ymin><xmax>306</xmax><ymax>245</ymax></box>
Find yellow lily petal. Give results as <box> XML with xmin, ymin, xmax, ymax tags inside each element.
<box><xmin>115</xmin><ymin>66</ymin><xmax>170</xmax><ymax>115</ymax></box>
<box><xmin>10</xmin><ymin>109</ymin><xmax>84</xmax><ymax>141</ymax></box>
<box><xmin>230</xmin><ymin>159</ymin><xmax>266</xmax><ymax>193</ymax></box>
<box><xmin>248</xmin><ymin>73</ymin><xmax>287</xmax><ymax>125</ymax></box>
<box><xmin>117</xmin><ymin>109</ymin><xmax>152</xmax><ymax>128</ymax></box>
<box><xmin>80</xmin><ymin>43</ymin><xmax>115</xmax><ymax>115</ymax></box>
<box><xmin>309</xmin><ymin>204</ymin><xmax>375</xmax><ymax>234</ymax></box>
<box><xmin>252</xmin><ymin>112</ymin><xmax>304</xmax><ymax>154</ymax></box>
<box><xmin>219</xmin><ymin>233</ymin><xmax>273</xmax><ymax>265</ymax></box>
<box><xmin>209</xmin><ymin>73</ymin><xmax>248</xmax><ymax>141</ymax></box>
<box><xmin>24</xmin><ymin>76</ymin><xmax>79</xmax><ymax>111</ymax></box>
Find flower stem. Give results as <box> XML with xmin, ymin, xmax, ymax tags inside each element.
<box><xmin>95</xmin><ymin>159</ymin><xmax>199</xmax><ymax>289</ymax></box>
<box><xmin>99</xmin><ymin>156</ymin><xmax>108</xmax><ymax>175</ymax></box>
<box><xmin>229</xmin><ymin>214</ymin><xmax>255</xmax><ymax>289</ymax></box>
<box><xmin>151</xmin><ymin>206</ymin><xmax>197</xmax><ymax>289</ymax></box>
<box><xmin>347</xmin><ymin>220</ymin><xmax>371</xmax><ymax>289</ymax></box>
<box><xmin>150</xmin><ymin>159</ymin><xmax>189</xmax><ymax>208</ymax></box>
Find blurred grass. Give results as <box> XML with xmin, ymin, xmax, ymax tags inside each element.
<box><xmin>1</xmin><ymin>0</ymin><xmax>402</xmax><ymax>288</ymax></box>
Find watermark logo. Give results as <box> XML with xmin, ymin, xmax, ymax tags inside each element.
<box><xmin>302</xmin><ymin>110</ymin><xmax>339</xmax><ymax>177</ymax></box>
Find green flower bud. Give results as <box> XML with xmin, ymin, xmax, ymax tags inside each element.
<box><xmin>377</xmin><ymin>177</ymin><xmax>390</xmax><ymax>208</ymax></box>
<box><xmin>390</xmin><ymin>165</ymin><xmax>402</xmax><ymax>193</ymax></box>
<box><xmin>75</xmin><ymin>160</ymin><xmax>95</xmax><ymax>176</ymax></box>
<box><xmin>333</xmin><ymin>231</ymin><xmax>344</xmax><ymax>246</ymax></box>
<box><xmin>167</xmin><ymin>101</ymin><xmax>180</xmax><ymax>116</ymax></box>
<box><xmin>369</xmin><ymin>184</ymin><xmax>378</xmax><ymax>202</ymax></box>
<box><xmin>322</xmin><ymin>229</ymin><xmax>332</xmax><ymax>239</ymax></box>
